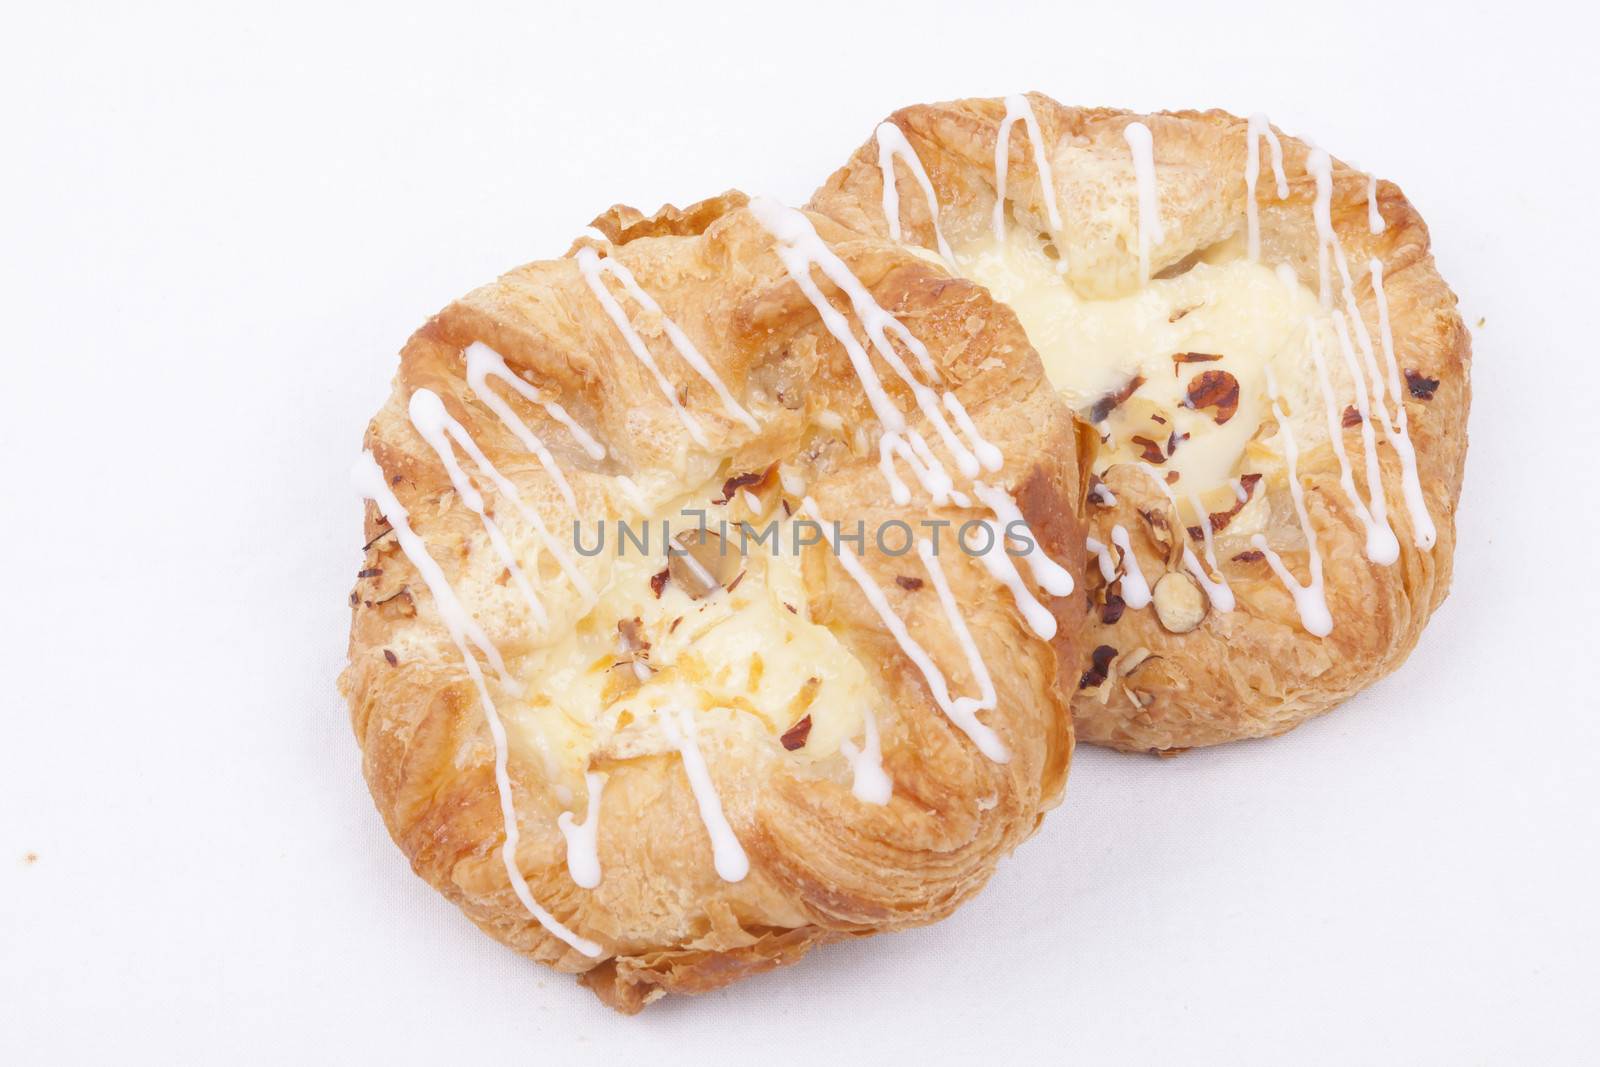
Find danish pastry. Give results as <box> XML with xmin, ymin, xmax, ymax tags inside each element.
<box><xmin>338</xmin><ymin>192</ymin><xmax>1089</xmax><ymax>1010</ymax></box>
<box><xmin>809</xmin><ymin>95</ymin><xmax>1470</xmax><ymax>751</ymax></box>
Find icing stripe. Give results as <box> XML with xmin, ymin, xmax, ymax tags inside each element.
<box><xmin>577</xmin><ymin>246</ymin><xmax>761</xmax><ymax>445</ymax></box>
<box><xmin>1245</xmin><ymin>113</ymin><xmax>1289</xmax><ymax>262</ymax></box>
<box><xmin>1253</xmin><ymin>369</ymin><xmax>1333</xmax><ymax>636</ymax></box>
<box><xmin>660</xmin><ymin>706</ymin><xmax>749</xmax><ymax>882</ymax></box>
<box><xmin>352</xmin><ymin>452</ymin><xmax>601</xmax><ymax>957</ymax></box>
<box><xmin>1368</xmin><ymin>258</ymin><xmax>1437</xmax><ymax>548</ymax></box>
<box><xmin>1306</xmin><ymin>152</ymin><xmax>1436</xmax><ymax>552</ymax></box>
<box><xmin>876</xmin><ymin>121</ymin><xmax>955</xmax><ymax>262</ymax></box>
<box><xmin>1109</xmin><ymin>524</ymin><xmax>1152</xmax><ymax>609</ymax></box>
<box><xmin>409</xmin><ymin>390</ymin><xmax>550</xmax><ymax>630</ymax></box>
<box><xmin>556</xmin><ymin>771</ymin><xmax>606</xmax><ymax>889</ymax></box>
<box><xmin>465</xmin><ymin>341</ymin><xmax>597</xmax><ymax>513</ymax></box>
<box><xmin>1325</xmin><ymin>315</ymin><xmax>1400</xmax><ymax>563</ymax></box>
<box><xmin>803</xmin><ymin>497</ymin><xmax>1010</xmax><ymax>763</ymax></box>
<box><xmin>410</xmin><ymin>388</ymin><xmax>594</xmax><ymax>604</ymax></box>
<box><xmin>993</xmin><ymin>94</ymin><xmax>1065</xmax><ymax>246</ymax></box>
<box><xmin>1124</xmin><ymin>121</ymin><xmax>1165</xmax><ymax>281</ymax></box>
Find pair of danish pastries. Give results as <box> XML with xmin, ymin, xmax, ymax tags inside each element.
<box><xmin>339</xmin><ymin>95</ymin><xmax>1468</xmax><ymax>1009</ymax></box>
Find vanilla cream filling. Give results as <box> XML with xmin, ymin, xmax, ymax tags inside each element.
<box><xmin>499</xmin><ymin>487</ymin><xmax>880</xmax><ymax>796</ymax></box>
<box><xmin>952</xmin><ymin>226</ymin><xmax>1325</xmax><ymax>495</ymax></box>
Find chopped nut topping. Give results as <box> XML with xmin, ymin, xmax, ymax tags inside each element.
<box><xmin>383</xmin><ymin>649</ymin><xmax>398</xmax><ymax>667</ymax></box>
<box><xmin>1119</xmin><ymin>647</ymin><xmax>1155</xmax><ymax>675</ymax></box>
<box><xmin>357</xmin><ymin>568</ymin><xmax>382</xmax><ymax>579</ymax></box>
<box><xmin>1232</xmin><ymin>549</ymin><xmax>1265</xmax><ymax>563</ymax></box>
<box><xmin>1153</xmin><ymin>572</ymin><xmax>1207</xmax><ymax>633</ymax></box>
<box><xmin>1131</xmin><ymin>434</ymin><xmax>1167</xmax><ymax>464</ymax></box>
<box><xmin>780</xmin><ymin>715</ymin><xmax>813</xmax><ymax>751</ymax></box>
<box><xmin>668</xmin><ymin>529</ymin><xmax>740</xmax><ymax>598</ymax></box>
<box><xmin>1079</xmin><ymin>644</ymin><xmax>1118</xmax><ymax>689</ymax></box>
<box><xmin>1168</xmin><ymin>306</ymin><xmax>1201</xmax><ymax>323</ymax></box>
<box><xmin>1101</xmin><ymin>593</ymin><xmax>1126</xmax><ymax>625</ymax></box>
<box><xmin>1183</xmin><ymin>370</ymin><xmax>1240</xmax><ymax>425</ymax></box>
<box><xmin>1186</xmin><ymin>473</ymin><xmax>1261</xmax><ymax>538</ymax></box>
<box><xmin>1172</xmin><ymin>351</ymin><xmax>1223</xmax><ymax>374</ymax></box>
<box><xmin>714</xmin><ymin>471</ymin><xmax>764</xmax><ymax>504</ymax></box>
<box><xmin>617</xmin><ymin>617</ymin><xmax>650</xmax><ymax>654</ymax></box>
<box><xmin>1089</xmin><ymin>374</ymin><xmax>1147</xmax><ymax>423</ymax></box>
<box><xmin>1342</xmin><ymin>405</ymin><xmax>1363</xmax><ymax>428</ymax></box>
<box><xmin>896</xmin><ymin>576</ymin><xmax>924</xmax><ymax>591</ymax></box>
<box><xmin>649</xmin><ymin>568</ymin><xmax>669</xmax><ymax>598</ymax></box>
<box><xmin>1405</xmin><ymin>370</ymin><xmax>1440</xmax><ymax>400</ymax></box>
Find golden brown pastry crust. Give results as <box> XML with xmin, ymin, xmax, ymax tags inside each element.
<box><xmin>338</xmin><ymin>192</ymin><xmax>1089</xmax><ymax>1010</ymax></box>
<box><xmin>809</xmin><ymin>95</ymin><xmax>1470</xmax><ymax>752</ymax></box>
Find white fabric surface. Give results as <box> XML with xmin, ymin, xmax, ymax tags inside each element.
<box><xmin>3</xmin><ymin>2</ymin><xmax>1596</xmax><ymax>1063</ymax></box>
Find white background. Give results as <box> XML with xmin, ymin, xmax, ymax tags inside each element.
<box><xmin>3</xmin><ymin>2</ymin><xmax>1596</xmax><ymax>1063</ymax></box>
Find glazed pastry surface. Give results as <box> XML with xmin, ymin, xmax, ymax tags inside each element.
<box><xmin>339</xmin><ymin>192</ymin><xmax>1088</xmax><ymax>1010</ymax></box>
<box><xmin>810</xmin><ymin>95</ymin><xmax>1470</xmax><ymax>751</ymax></box>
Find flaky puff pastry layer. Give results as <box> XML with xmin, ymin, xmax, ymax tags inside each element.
<box><xmin>339</xmin><ymin>193</ymin><xmax>1090</xmax><ymax>1011</ymax></box>
<box><xmin>810</xmin><ymin>96</ymin><xmax>1470</xmax><ymax>752</ymax></box>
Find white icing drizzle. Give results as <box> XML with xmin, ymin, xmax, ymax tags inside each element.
<box><xmin>1305</xmin><ymin>153</ymin><xmax>1436</xmax><ymax>553</ymax></box>
<box><xmin>576</xmin><ymin>246</ymin><xmax>761</xmax><ymax>445</ymax></box>
<box><xmin>880</xmin><ymin>429</ymin><xmax>962</xmax><ymax>507</ymax></box>
<box><xmin>351</xmin><ymin>452</ymin><xmax>600</xmax><ymax>958</ymax></box>
<box><xmin>748</xmin><ymin>198</ymin><xmax>982</xmax><ymax>478</ymax></box>
<box><xmin>1086</xmin><ymin>535</ymin><xmax>1118</xmax><ymax>583</ymax></box>
<box><xmin>1252</xmin><ymin>369</ymin><xmax>1333</xmax><ymax>636</ymax></box>
<box><xmin>556</xmin><ymin>771</ymin><xmax>605</xmax><ymax>889</ymax></box>
<box><xmin>875</xmin><ymin>121</ymin><xmax>955</xmax><ymax>262</ymax></box>
<box><xmin>465</xmin><ymin>341</ymin><xmax>601</xmax><ymax>513</ymax></box>
<box><xmin>1308</xmin><ymin>146</ymin><xmax>1337</xmax><ymax>308</ymax></box>
<box><xmin>611</xmin><ymin>474</ymin><xmax>649</xmax><ymax>514</ymax></box>
<box><xmin>1131</xmin><ymin>463</ymin><xmax>1235</xmax><ymax>612</ymax></box>
<box><xmin>917</xmin><ymin>538</ymin><xmax>999</xmax><ymax>709</ymax></box>
<box><xmin>942</xmin><ymin>392</ymin><xmax>1004</xmax><ymax>471</ymax></box>
<box><xmin>1186</xmin><ymin>489</ymin><xmax>1230</xmax><ymax>591</ymax></box>
<box><xmin>1090</xmin><ymin>482</ymin><xmax>1118</xmax><ymax>506</ymax></box>
<box><xmin>752</xmin><ymin>198</ymin><xmax>1068</xmax><ymax>616</ymax></box>
<box><xmin>992</xmin><ymin>94</ymin><xmax>1064</xmax><ymax>246</ymax></box>
<box><xmin>803</xmin><ymin>497</ymin><xmax>1010</xmax><ymax>763</ymax></box>
<box><xmin>410</xmin><ymin>387</ymin><xmax>595</xmax><ymax>604</ymax></box>
<box><xmin>1123</xmin><ymin>121</ymin><xmax>1165</xmax><ymax>281</ymax></box>
<box><xmin>1109</xmin><ymin>524</ymin><xmax>1152</xmax><ymax>609</ymax></box>
<box><xmin>1245</xmin><ymin>113</ymin><xmax>1289</xmax><ymax>262</ymax></box>
<box><xmin>1369</xmin><ymin>258</ymin><xmax>1437</xmax><ymax>548</ymax></box>
<box><xmin>1230</xmin><ymin>478</ymin><xmax>1250</xmax><ymax>504</ymax></box>
<box><xmin>839</xmin><ymin>703</ymin><xmax>892</xmax><ymax>805</ymax></box>
<box><xmin>1367</xmin><ymin>173</ymin><xmax>1385</xmax><ymax>234</ymax></box>
<box><xmin>659</xmin><ymin>706</ymin><xmax>749</xmax><ymax>882</ymax></box>
<box><xmin>777</xmin><ymin>463</ymin><xmax>807</xmax><ymax>497</ymax></box>
<box><xmin>969</xmin><ymin>510</ymin><xmax>1059</xmax><ymax>641</ymax></box>
<box><xmin>408</xmin><ymin>389</ymin><xmax>550</xmax><ymax>630</ymax></box>
<box><xmin>971</xmin><ymin>481</ymin><xmax>1075</xmax><ymax>597</ymax></box>
<box><xmin>1324</xmin><ymin>315</ymin><xmax>1400</xmax><ymax>563</ymax></box>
